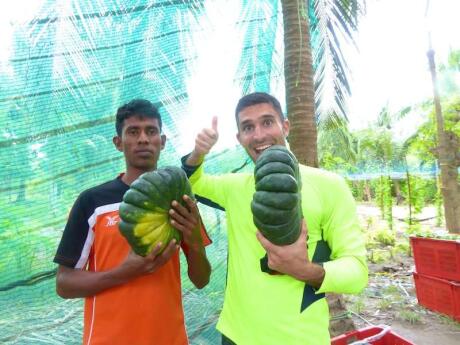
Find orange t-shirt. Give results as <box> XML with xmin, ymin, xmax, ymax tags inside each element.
<box><xmin>54</xmin><ymin>177</ymin><xmax>211</xmax><ymax>345</ymax></box>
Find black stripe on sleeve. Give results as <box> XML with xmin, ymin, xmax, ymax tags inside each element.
<box><xmin>53</xmin><ymin>191</ymin><xmax>93</xmax><ymax>268</ymax></box>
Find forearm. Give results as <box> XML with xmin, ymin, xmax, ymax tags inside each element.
<box><xmin>317</xmin><ymin>256</ymin><xmax>368</xmax><ymax>294</ymax></box>
<box><xmin>56</xmin><ymin>265</ymin><xmax>133</xmax><ymax>298</ymax></box>
<box><xmin>183</xmin><ymin>160</ymin><xmax>229</xmax><ymax>209</ymax></box>
<box><xmin>295</xmin><ymin>262</ymin><xmax>325</xmax><ymax>289</ymax></box>
<box><xmin>318</xmin><ymin>175</ymin><xmax>368</xmax><ymax>294</ymax></box>
<box><xmin>185</xmin><ymin>150</ymin><xmax>204</xmax><ymax>167</ymax></box>
<box><xmin>185</xmin><ymin>247</ymin><xmax>211</xmax><ymax>289</ymax></box>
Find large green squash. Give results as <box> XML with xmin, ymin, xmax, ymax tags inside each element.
<box><xmin>251</xmin><ymin>145</ymin><xmax>302</xmax><ymax>245</ymax></box>
<box><xmin>118</xmin><ymin>166</ymin><xmax>193</xmax><ymax>256</ymax></box>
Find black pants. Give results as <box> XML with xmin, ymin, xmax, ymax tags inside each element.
<box><xmin>222</xmin><ymin>334</ymin><xmax>236</xmax><ymax>345</ymax></box>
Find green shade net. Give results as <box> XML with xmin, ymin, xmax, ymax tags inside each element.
<box><xmin>0</xmin><ymin>1</ymin><xmax>283</xmax><ymax>344</ymax></box>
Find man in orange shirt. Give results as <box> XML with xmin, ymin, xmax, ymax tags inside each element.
<box><xmin>54</xmin><ymin>99</ymin><xmax>211</xmax><ymax>345</ymax></box>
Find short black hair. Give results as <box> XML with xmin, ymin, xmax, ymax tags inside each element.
<box><xmin>235</xmin><ymin>92</ymin><xmax>284</xmax><ymax>124</ymax></box>
<box><xmin>115</xmin><ymin>99</ymin><xmax>162</xmax><ymax>136</ymax></box>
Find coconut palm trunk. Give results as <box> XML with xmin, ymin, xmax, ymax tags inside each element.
<box><xmin>280</xmin><ymin>0</ymin><xmax>358</xmax><ymax>336</ymax></box>
<box><xmin>427</xmin><ymin>48</ymin><xmax>460</xmax><ymax>233</ymax></box>
<box><xmin>281</xmin><ymin>0</ymin><xmax>318</xmax><ymax>167</ymax></box>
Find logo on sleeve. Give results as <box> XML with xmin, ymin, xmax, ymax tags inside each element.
<box><xmin>105</xmin><ymin>215</ymin><xmax>120</xmax><ymax>227</ymax></box>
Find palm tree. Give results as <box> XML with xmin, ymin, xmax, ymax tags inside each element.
<box><xmin>280</xmin><ymin>1</ymin><xmax>366</xmax><ymax>334</ymax></box>
<box><xmin>426</xmin><ymin>48</ymin><xmax>460</xmax><ymax>233</ymax></box>
<box><xmin>281</xmin><ymin>0</ymin><xmax>365</xmax><ymax>167</ymax></box>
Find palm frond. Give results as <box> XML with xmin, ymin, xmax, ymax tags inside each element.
<box><xmin>318</xmin><ymin>111</ymin><xmax>357</xmax><ymax>162</ymax></box>
<box><xmin>309</xmin><ymin>0</ymin><xmax>366</xmax><ymax>123</ymax></box>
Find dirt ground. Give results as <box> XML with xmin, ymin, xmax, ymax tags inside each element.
<box><xmin>341</xmin><ymin>204</ymin><xmax>460</xmax><ymax>344</ymax></box>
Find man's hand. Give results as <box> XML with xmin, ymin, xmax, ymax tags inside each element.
<box><xmin>169</xmin><ymin>195</ymin><xmax>211</xmax><ymax>289</ymax></box>
<box><xmin>56</xmin><ymin>241</ymin><xmax>178</xmax><ymax>299</ymax></box>
<box><xmin>116</xmin><ymin>240</ymin><xmax>179</xmax><ymax>279</ymax></box>
<box><xmin>256</xmin><ymin>220</ymin><xmax>325</xmax><ymax>288</ymax></box>
<box><xmin>186</xmin><ymin>116</ymin><xmax>219</xmax><ymax>166</ymax></box>
<box><xmin>169</xmin><ymin>195</ymin><xmax>203</xmax><ymax>251</ymax></box>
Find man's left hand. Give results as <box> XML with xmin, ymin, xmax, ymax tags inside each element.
<box><xmin>256</xmin><ymin>219</ymin><xmax>325</xmax><ymax>287</ymax></box>
<box><xmin>169</xmin><ymin>195</ymin><xmax>203</xmax><ymax>251</ymax></box>
<box><xmin>256</xmin><ymin>220</ymin><xmax>310</xmax><ymax>280</ymax></box>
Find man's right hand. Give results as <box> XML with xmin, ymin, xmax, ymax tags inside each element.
<box><xmin>186</xmin><ymin>116</ymin><xmax>219</xmax><ymax>166</ymax></box>
<box><xmin>116</xmin><ymin>240</ymin><xmax>179</xmax><ymax>279</ymax></box>
<box><xmin>56</xmin><ymin>241</ymin><xmax>178</xmax><ymax>299</ymax></box>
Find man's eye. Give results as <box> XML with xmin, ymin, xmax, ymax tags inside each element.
<box><xmin>264</xmin><ymin>119</ymin><xmax>273</xmax><ymax>126</ymax></box>
<box><xmin>147</xmin><ymin>128</ymin><xmax>158</xmax><ymax>135</ymax></box>
<box><xmin>243</xmin><ymin>125</ymin><xmax>253</xmax><ymax>132</ymax></box>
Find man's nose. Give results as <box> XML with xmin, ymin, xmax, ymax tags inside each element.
<box><xmin>253</xmin><ymin>125</ymin><xmax>265</xmax><ymax>141</ymax></box>
<box><xmin>138</xmin><ymin>130</ymin><xmax>149</xmax><ymax>143</ymax></box>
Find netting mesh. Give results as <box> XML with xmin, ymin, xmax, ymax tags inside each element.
<box><xmin>0</xmin><ymin>1</ymin><xmax>281</xmax><ymax>343</ymax></box>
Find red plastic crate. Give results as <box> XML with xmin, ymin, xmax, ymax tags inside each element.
<box><xmin>410</xmin><ymin>236</ymin><xmax>460</xmax><ymax>281</ymax></box>
<box><xmin>413</xmin><ymin>272</ymin><xmax>460</xmax><ymax>321</ymax></box>
<box><xmin>331</xmin><ymin>325</ymin><xmax>414</xmax><ymax>345</ymax></box>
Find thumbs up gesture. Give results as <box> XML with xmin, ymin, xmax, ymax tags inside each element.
<box><xmin>187</xmin><ymin>117</ymin><xmax>219</xmax><ymax>165</ymax></box>
<box><xmin>196</xmin><ymin>116</ymin><xmax>218</xmax><ymax>155</ymax></box>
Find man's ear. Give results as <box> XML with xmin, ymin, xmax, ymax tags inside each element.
<box><xmin>282</xmin><ymin>118</ymin><xmax>290</xmax><ymax>137</ymax></box>
<box><xmin>236</xmin><ymin>131</ymin><xmax>242</xmax><ymax>145</ymax></box>
<box><xmin>160</xmin><ymin>134</ymin><xmax>166</xmax><ymax>150</ymax></box>
<box><xmin>113</xmin><ymin>136</ymin><xmax>122</xmax><ymax>152</ymax></box>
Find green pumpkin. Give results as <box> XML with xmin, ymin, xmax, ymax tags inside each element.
<box><xmin>118</xmin><ymin>166</ymin><xmax>193</xmax><ymax>256</ymax></box>
<box><xmin>251</xmin><ymin>145</ymin><xmax>302</xmax><ymax>245</ymax></box>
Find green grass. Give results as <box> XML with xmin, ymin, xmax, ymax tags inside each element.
<box><xmin>399</xmin><ymin>310</ymin><xmax>421</xmax><ymax>324</ymax></box>
<box><xmin>374</xmin><ymin>228</ymin><xmax>396</xmax><ymax>246</ymax></box>
<box><xmin>378</xmin><ymin>298</ymin><xmax>392</xmax><ymax>310</ymax></box>
<box><xmin>436</xmin><ymin>314</ymin><xmax>460</xmax><ymax>328</ymax></box>
<box><xmin>350</xmin><ymin>297</ymin><xmax>366</xmax><ymax>314</ymax></box>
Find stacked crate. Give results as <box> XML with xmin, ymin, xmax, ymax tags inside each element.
<box><xmin>410</xmin><ymin>236</ymin><xmax>460</xmax><ymax>322</ymax></box>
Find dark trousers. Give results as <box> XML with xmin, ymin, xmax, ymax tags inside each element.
<box><xmin>222</xmin><ymin>334</ymin><xmax>236</xmax><ymax>345</ymax></box>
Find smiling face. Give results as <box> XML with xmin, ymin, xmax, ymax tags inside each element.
<box><xmin>113</xmin><ymin>115</ymin><xmax>166</xmax><ymax>173</ymax></box>
<box><xmin>236</xmin><ymin>103</ymin><xmax>290</xmax><ymax>162</ymax></box>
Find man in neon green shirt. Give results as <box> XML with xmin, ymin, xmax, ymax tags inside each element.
<box><xmin>183</xmin><ymin>92</ymin><xmax>368</xmax><ymax>344</ymax></box>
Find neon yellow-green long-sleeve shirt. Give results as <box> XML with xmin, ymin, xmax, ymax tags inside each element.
<box><xmin>189</xmin><ymin>163</ymin><xmax>368</xmax><ymax>345</ymax></box>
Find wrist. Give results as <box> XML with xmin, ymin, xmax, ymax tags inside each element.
<box><xmin>186</xmin><ymin>241</ymin><xmax>205</xmax><ymax>254</ymax></box>
<box><xmin>297</xmin><ymin>262</ymin><xmax>325</xmax><ymax>288</ymax></box>
<box><xmin>109</xmin><ymin>265</ymin><xmax>137</xmax><ymax>285</ymax></box>
<box><xmin>186</xmin><ymin>150</ymin><xmax>204</xmax><ymax>166</ymax></box>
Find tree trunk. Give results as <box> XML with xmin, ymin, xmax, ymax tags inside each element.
<box><xmin>427</xmin><ymin>48</ymin><xmax>460</xmax><ymax>233</ymax></box>
<box><xmin>378</xmin><ymin>176</ymin><xmax>385</xmax><ymax>219</ymax></box>
<box><xmin>435</xmin><ymin>173</ymin><xmax>444</xmax><ymax>227</ymax></box>
<box><xmin>385</xmin><ymin>176</ymin><xmax>393</xmax><ymax>230</ymax></box>
<box><xmin>406</xmin><ymin>169</ymin><xmax>413</xmax><ymax>226</ymax></box>
<box><xmin>364</xmin><ymin>180</ymin><xmax>372</xmax><ymax>202</ymax></box>
<box><xmin>281</xmin><ymin>0</ymin><xmax>318</xmax><ymax>167</ymax></box>
<box><xmin>327</xmin><ymin>293</ymin><xmax>356</xmax><ymax>337</ymax></box>
<box><xmin>281</xmin><ymin>0</ymin><xmax>354</xmax><ymax>335</ymax></box>
<box><xmin>394</xmin><ymin>179</ymin><xmax>403</xmax><ymax>205</ymax></box>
